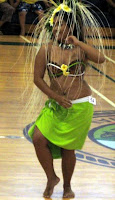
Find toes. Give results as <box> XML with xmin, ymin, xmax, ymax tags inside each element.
<box><xmin>43</xmin><ymin>177</ymin><xmax>60</xmax><ymax>198</ymax></box>
<box><xmin>43</xmin><ymin>188</ymin><xmax>53</xmax><ymax>198</ymax></box>
<box><xmin>63</xmin><ymin>194</ymin><xmax>75</xmax><ymax>198</ymax></box>
<box><xmin>43</xmin><ymin>194</ymin><xmax>50</xmax><ymax>198</ymax></box>
<box><xmin>43</xmin><ymin>193</ymin><xmax>50</xmax><ymax>198</ymax></box>
<box><xmin>63</xmin><ymin>189</ymin><xmax>75</xmax><ymax>198</ymax></box>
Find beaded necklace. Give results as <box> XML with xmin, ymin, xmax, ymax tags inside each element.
<box><xmin>58</xmin><ymin>42</ymin><xmax>74</xmax><ymax>50</ymax></box>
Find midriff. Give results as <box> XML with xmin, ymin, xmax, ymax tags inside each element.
<box><xmin>50</xmin><ymin>75</ymin><xmax>92</xmax><ymax>100</ymax></box>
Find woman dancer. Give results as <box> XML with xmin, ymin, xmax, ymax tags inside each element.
<box><xmin>27</xmin><ymin>0</ymin><xmax>105</xmax><ymax>198</ymax></box>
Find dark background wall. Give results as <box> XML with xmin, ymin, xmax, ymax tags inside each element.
<box><xmin>0</xmin><ymin>0</ymin><xmax>115</xmax><ymax>35</ymax></box>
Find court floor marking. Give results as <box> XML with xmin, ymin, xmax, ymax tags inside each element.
<box><xmin>0</xmin><ymin>134</ymin><xmax>114</xmax><ymax>169</ymax></box>
<box><xmin>20</xmin><ymin>35</ymin><xmax>115</xmax><ymax>108</ymax></box>
<box><xmin>20</xmin><ymin>36</ymin><xmax>32</xmax><ymax>44</ymax></box>
<box><xmin>104</xmin><ymin>55</ymin><xmax>115</xmax><ymax>64</ymax></box>
<box><xmin>89</xmin><ymin>85</ymin><xmax>115</xmax><ymax>107</ymax></box>
<box><xmin>88</xmin><ymin>63</ymin><xmax>115</xmax><ymax>83</ymax></box>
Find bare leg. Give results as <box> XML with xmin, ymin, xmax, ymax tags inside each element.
<box><xmin>0</xmin><ymin>21</ymin><xmax>5</xmax><ymax>27</ymax></box>
<box><xmin>19</xmin><ymin>11</ymin><xmax>27</xmax><ymax>36</ymax></box>
<box><xmin>33</xmin><ymin>127</ymin><xmax>60</xmax><ymax>198</ymax></box>
<box><xmin>0</xmin><ymin>21</ymin><xmax>4</xmax><ymax>34</ymax></box>
<box><xmin>35</xmin><ymin>10</ymin><xmax>44</xmax><ymax>21</ymax></box>
<box><xmin>0</xmin><ymin>2</ymin><xmax>15</xmax><ymax>28</ymax></box>
<box><xmin>61</xmin><ymin>149</ymin><xmax>76</xmax><ymax>198</ymax></box>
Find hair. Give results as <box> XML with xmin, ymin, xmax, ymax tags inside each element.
<box><xmin>55</xmin><ymin>10</ymin><xmax>84</xmax><ymax>41</ymax></box>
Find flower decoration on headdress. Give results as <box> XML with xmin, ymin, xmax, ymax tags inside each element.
<box><xmin>50</xmin><ymin>3</ymin><xmax>72</xmax><ymax>26</ymax></box>
<box><xmin>61</xmin><ymin>64</ymin><xmax>70</xmax><ymax>76</ymax></box>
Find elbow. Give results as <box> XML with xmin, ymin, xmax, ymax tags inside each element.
<box><xmin>34</xmin><ymin>77</ymin><xmax>42</xmax><ymax>87</ymax></box>
<box><xmin>95</xmin><ymin>52</ymin><xmax>105</xmax><ymax>64</ymax></box>
<box><xmin>34</xmin><ymin>80</ymin><xmax>37</xmax><ymax>86</ymax></box>
<box><xmin>99</xmin><ymin>55</ymin><xmax>105</xmax><ymax>64</ymax></box>
<box><xmin>34</xmin><ymin>78</ymin><xmax>39</xmax><ymax>86</ymax></box>
<box><xmin>34</xmin><ymin>77</ymin><xmax>36</xmax><ymax>85</ymax></box>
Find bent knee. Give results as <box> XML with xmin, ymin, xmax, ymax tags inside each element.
<box><xmin>33</xmin><ymin>128</ymin><xmax>48</xmax><ymax>147</ymax></box>
<box><xmin>61</xmin><ymin>149</ymin><xmax>75</xmax><ymax>156</ymax></box>
<box><xmin>19</xmin><ymin>11</ymin><xmax>27</xmax><ymax>17</ymax></box>
<box><xmin>35</xmin><ymin>10</ymin><xmax>44</xmax><ymax>15</ymax></box>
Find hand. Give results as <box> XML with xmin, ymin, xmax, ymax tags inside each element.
<box><xmin>44</xmin><ymin>0</ymin><xmax>52</xmax><ymax>8</ymax></box>
<box><xmin>55</xmin><ymin>95</ymin><xmax>72</xmax><ymax>108</ymax></box>
<box><xmin>66</xmin><ymin>36</ymin><xmax>80</xmax><ymax>46</ymax></box>
<box><xmin>44</xmin><ymin>2</ymin><xmax>51</xmax><ymax>8</ymax></box>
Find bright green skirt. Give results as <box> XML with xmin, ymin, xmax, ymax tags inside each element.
<box><xmin>28</xmin><ymin>98</ymin><xmax>94</xmax><ymax>159</ymax></box>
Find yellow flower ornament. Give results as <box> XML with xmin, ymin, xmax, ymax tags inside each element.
<box><xmin>61</xmin><ymin>64</ymin><xmax>68</xmax><ymax>71</ymax></box>
<box><xmin>49</xmin><ymin>17</ymin><xmax>53</xmax><ymax>26</ymax></box>
<box><xmin>63</xmin><ymin>71</ymin><xmax>70</xmax><ymax>76</ymax></box>
<box><xmin>61</xmin><ymin>64</ymin><xmax>70</xmax><ymax>76</ymax></box>
<box><xmin>50</xmin><ymin>4</ymin><xmax>72</xmax><ymax>26</ymax></box>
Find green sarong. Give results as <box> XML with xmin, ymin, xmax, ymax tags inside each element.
<box><xmin>28</xmin><ymin>98</ymin><xmax>94</xmax><ymax>159</ymax></box>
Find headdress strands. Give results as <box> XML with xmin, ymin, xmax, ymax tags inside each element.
<box><xmin>49</xmin><ymin>1</ymin><xmax>72</xmax><ymax>26</ymax></box>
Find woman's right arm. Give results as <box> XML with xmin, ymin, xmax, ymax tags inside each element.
<box><xmin>9</xmin><ymin>0</ymin><xmax>20</xmax><ymax>8</ymax></box>
<box><xmin>34</xmin><ymin>46</ymin><xmax>72</xmax><ymax>108</ymax></box>
<box><xmin>106</xmin><ymin>0</ymin><xmax>115</xmax><ymax>7</ymax></box>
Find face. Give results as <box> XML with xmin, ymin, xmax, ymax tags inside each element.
<box><xmin>52</xmin><ymin>16</ymin><xmax>71</xmax><ymax>42</ymax></box>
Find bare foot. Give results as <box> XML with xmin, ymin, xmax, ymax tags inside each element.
<box><xmin>63</xmin><ymin>187</ymin><xmax>75</xmax><ymax>198</ymax></box>
<box><xmin>43</xmin><ymin>176</ymin><xmax>60</xmax><ymax>198</ymax></box>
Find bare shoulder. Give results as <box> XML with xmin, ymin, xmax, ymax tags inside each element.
<box><xmin>34</xmin><ymin>45</ymin><xmax>47</xmax><ymax>72</ymax></box>
<box><xmin>36</xmin><ymin>41</ymin><xmax>53</xmax><ymax>59</ymax></box>
<box><xmin>36</xmin><ymin>45</ymin><xmax>46</xmax><ymax>58</ymax></box>
<box><xmin>34</xmin><ymin>45</ymin><xmax>48</xmax><ymax>79</ymax></box>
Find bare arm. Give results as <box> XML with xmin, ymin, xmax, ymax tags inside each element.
<box><xmin>9</xmin><ymin>0</ymin><xmax>20</xmax><ymax>8</ymax></box>
<box><xmin>34</xmin><ymin>46</ymin><xmax>72</xmax><ymax>108</ymax></box>
<box><xmin>42</xmin><ymin>0</ymin><xmax>51</xmax><ymax>8</ymax></box>
<box><xmin>106</xmin><ymin>0</ymin><xmax>115</xmax><ymax>7</ymax></box>
<box><xmin>66</xmin><ymin>36</ymin><xmax>105</xmax><ymax>63</ymax></box>
<box><xmin>77</xmin><ymin>40</ymin><xmax>105</xmax><ymax>63</ymax></box>
<box><xmin>34</xmin><ymin>46</ymin><xmax>59</xmax><ymax>100</ymax></box>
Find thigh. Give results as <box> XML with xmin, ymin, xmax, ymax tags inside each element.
<box><xmin>18</xmin><ymin>2</ymin><xmax>30</xmax><ymax>12</ymax></box>
<box><xmin>33</xmin><ymin>126</ymin><xmax>49</xmax><ymax>146</ymax></box>
<box><xmin>0</xmin><ymin>2</ymin><xmax>14</xmax><ymax>12</ymax></box>
<box><xmin>31</xmin><ymin>1</ymin><xmax>43</xmax><ymax>12</ymax></box>
<box><xmin>35</xmin><ymin>9</ymin><xmax>44</xmax><ymax>19</ymax></box>
<box><xmin>61</xmin><ymin>148</ymin><xmax>75</xmax><ymax>156</ymax></box>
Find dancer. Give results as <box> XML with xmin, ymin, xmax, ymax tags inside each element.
<box><xmin>27</xmin><ymin>0</ymin><xmax>105</xmax><ymax>198</ymax></box>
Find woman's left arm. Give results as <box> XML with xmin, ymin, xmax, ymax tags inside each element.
<box><xmin>66</xmin><ymin>36</ymin><xmax>105</xmax><ymax>64</ymax></box>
